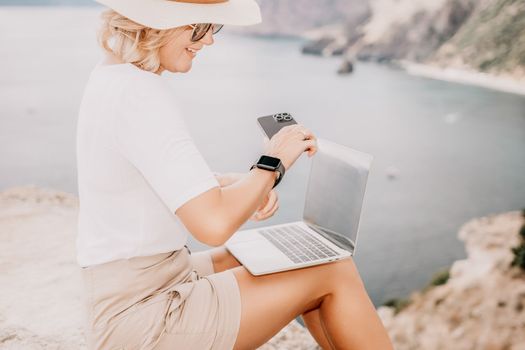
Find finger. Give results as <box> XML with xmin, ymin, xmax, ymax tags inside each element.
<box><xmin>302</xmin><ymin>129</ymin><xmax>315</xmax><ymax>140</ymax></box>
<box><xmin>259</xmin><ymin>192</ymin><xmax>270</xmax><ymax>208</ymax></box>
<box><xmin>283</xmin><ymin>124</ymin><xmax>303</xmax><ymax>134</ymax></box>
<box><xmin>289</xmin><ymin>124</ymin><xmax>308</xmax><ymax>133</ymax></box>
<box><xmin>298</xmin><ymin>129</ymin><xmax>315</xmax><ymax>141</ymax></box>
<box><xmin>256</xmin><ymin>191</ymin><xmax>273</xmax><ymax>216</ymax></box>
<box><xmin>308</xmin><ymin>139</ymin><xmax>318</xmax><ymax>155</ymax></box>
<box><xmin>253</xmin><ymin>191</ymin><xmax>277</xmax><ymax>221</ymax></box>
<box><xmin>249</xmin><ymin>213</ymin><xmax>261</xmax><ymax>222</ymax></box>
<box><xmin>257</xmin><ymin>201</ymin><xmax>279</xmax><ymax>220</ymax></box>
<box><xmin>250</xmin><ymin>201</ymin><xmax>267</xmax><ymax>220</ymax></box>
<box><xmin>304</xmin><ymin>139</ymin><xmax>318</xmax><ymax>157</ymax></box>
<box><xmin>258</xmin><ymin>190</ymin><xmax>277</xmax><ymax>215</ymax></box>
<box><xmin>266</xmin><ymin>197</ymin><xmax>279</xmax><ymax>216</ymax></box>
<box><xmin>289</xmin><ymin>126</ymin><xmax>314</xmax><ymax>140</ymax></box>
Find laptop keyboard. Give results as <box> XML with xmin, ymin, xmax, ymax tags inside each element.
<box><xmin>259</xmin><ymin>225</ymin><xmax>339</xmax><ymax>264</ymax></box>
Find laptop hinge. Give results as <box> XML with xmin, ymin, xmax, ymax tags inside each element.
<box><xmin>306</xmin><ymin>222</ymin><xmax>355</xmax><ymax>252</ymax></box>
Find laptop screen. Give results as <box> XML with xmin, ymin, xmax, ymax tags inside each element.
<box><xmin>302</xmin><ymin>138</ymin><xmax>373</xmax><ymax>253</ymax></box>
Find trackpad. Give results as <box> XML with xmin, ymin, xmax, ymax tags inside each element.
<box><xmin>226</xmin><ymin>230</ymin><xmax>261</xmax><ymax>244</ymax></box>
<box><xmin>228</xmin><ymin>239</ymin><xmax>292</xmax><ymax>274</ymax></box>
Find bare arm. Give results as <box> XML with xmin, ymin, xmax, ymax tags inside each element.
<box><xmin>212</xmin><ymin>171</ymin><xmax>246</xmax><ymax>187</ymax></box>
<box><xmin>176</xmin><ymin>124</ymin><xmax>317</xmax><ymax>247</ymax></box>
<box><xmin>175</xmin><ymin>168</ymin><xmax>278</xmax><ymax>246</ymax></box>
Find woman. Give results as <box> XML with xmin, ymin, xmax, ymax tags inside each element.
<box><xmin>76</xmin><ymin>0</ymin><xmax>394</xmax><ymax>349</ymax></box>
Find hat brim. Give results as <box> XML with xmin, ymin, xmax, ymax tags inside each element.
<box><xmin>95</xmin><ymin>0</ymin><xmax>262</xmax><ymax>30</ymax></box>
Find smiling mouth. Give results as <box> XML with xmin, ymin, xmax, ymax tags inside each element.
<box><xmin>186</xmin><ymin>48</ymin><xmax>198</xmax><ymax>56</ymax></box>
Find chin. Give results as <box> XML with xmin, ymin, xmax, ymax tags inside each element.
<box><xmin>168</xmin><ymin>62</ymin><xmax>192</xmax><ymax>74</ymax></box>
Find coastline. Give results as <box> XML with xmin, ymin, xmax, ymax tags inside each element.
<box><xmin>378</xmin><ymin>210</ymin><xmax>525</xmax><ymax>349</ymax></box>
<box><xmin>1</xmin><ymin>4</ymin><xmax>523</xmax><ymax>346</ymax></box>
<box><xmin>399</xmin><ymin>60</ymin><xmax>525</xmax><ymax>97</ymax></box>
<box><xmin>298</xmin><ymin>28</ymin><xmax>525</xmax><ymax>97</ymax></box>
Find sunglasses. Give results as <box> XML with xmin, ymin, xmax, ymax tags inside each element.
<box><xmin>188</xmin><ymin>23</ymin><xmax>224</xmax><ymax>42</ymax></box>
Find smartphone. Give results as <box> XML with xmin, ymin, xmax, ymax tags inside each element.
<box><xmin>257</xmin><ymin>112</ymin><xmax>298</xmax><ymax>139</ymax></box>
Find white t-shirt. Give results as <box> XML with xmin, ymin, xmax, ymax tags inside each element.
<box><xmin>76</xmin><ymin>61</ymin><xmax>220</xmax><ymax>268</ymax></box>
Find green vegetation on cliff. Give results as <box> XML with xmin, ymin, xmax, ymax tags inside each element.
<box><xmin>433</xmin><ymin>0</ymin><xmax>525</xmax><ymax>76</ymax></box>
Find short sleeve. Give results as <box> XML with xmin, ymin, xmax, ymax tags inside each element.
<box><xmin>114</xmin><ymin>78</ymin><xmax>220</xmax><ymax>214</ymax></box>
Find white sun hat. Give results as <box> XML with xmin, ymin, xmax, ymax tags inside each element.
<box><xmin>94</xmin><ymin>0</ymin><xmax>262</xmax><ymax>30</ymax></box>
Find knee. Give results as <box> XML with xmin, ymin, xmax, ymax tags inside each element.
<box><xmin>326</xmin><ymin>257</ymin><xmax>363</xmax><ymax>288</ymax></box>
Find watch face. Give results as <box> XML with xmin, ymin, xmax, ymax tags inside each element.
<box><xmin>259</xmin><ymin>155</ymin><xmax>281</xmax><ymax>168</ymax></box>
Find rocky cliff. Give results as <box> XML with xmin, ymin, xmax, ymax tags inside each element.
<box><xmin>1</xmin><ymin>193</ymin><xmax>523</xmax><ymax>349</ymax></box>
<box><xmin>352</xmin><ymin>0</ymin><xmax>525</xmax><ymax>80</ymax></box>
<box><xmin>253</xmin><ymin>0</ymin><xmax>525</xmax><ymax>81</ymax></box>
<box><xmin>377</xmin><ymin>211</ymin><xmax>525</xmax><ymax>350</ymax></box>
<box><xmin>430</xmin><ymin>0</ymin><xmax>525</xmax><ymax>79</ymax></box>
<box><xmin>354</xmin><ymin>0</ymin><xmax>475</xmax><ymax>62</ymax></box>
<box><xmin>239</xmin><ymin>0</ymin><xmax>371</xmax><ymax>37</ymax></box>
<box><xmin>0</xmin><ymin>186</ymin><xmax>320</xmax><ymax>349</ymax></box>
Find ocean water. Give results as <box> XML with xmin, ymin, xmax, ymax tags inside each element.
<box><xmin>1</xmin><ymin>7</ymin><xmax>524</xmax><ymax>305</ymax></box>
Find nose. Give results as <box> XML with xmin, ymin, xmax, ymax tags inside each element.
<box><xmin>199</xmin><ymin>28</ymin><xmax>214</xmax><ymax>46</ymax></box>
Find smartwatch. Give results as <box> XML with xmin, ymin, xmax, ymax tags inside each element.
<box><xmin>249</xmin><ymin>155</ymin><xmax>285</xmax><ymax>189</ymax></box>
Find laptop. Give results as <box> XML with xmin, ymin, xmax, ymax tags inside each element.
<box><xmin>225</xmin><ymin>138</ymin><xmax>373</xmax><ymax>275</ymax></box>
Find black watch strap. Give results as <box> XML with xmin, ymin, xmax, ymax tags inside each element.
<box><xmin>250</xmin><ymin>155</ymin><xmax>285</xmax><ymax>189</ymax></box>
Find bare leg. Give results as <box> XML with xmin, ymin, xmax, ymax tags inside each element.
<box><xmin>301</xmin><ymin>308</ymin><xmax>335</xmax><ymax>350</ymax></box>
<box><xmin>231</xmin><ymin>257</ymin><xmax>393</xmax><ymax>350</ymax></box>
<box><xmin>209</xmin><ymin>246</ymin><xmax>242</xmax><ymax>274</ymax></box>
<box><xmin>208</xmin><ymin>247</ymin><xmax>335</xmax><ymax>348</ymax></box>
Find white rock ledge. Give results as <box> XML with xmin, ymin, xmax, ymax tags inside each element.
<box><xmin>1</xmin><ymin>185</ymin><xmax>523</xmax><ymax>349</ymax></box>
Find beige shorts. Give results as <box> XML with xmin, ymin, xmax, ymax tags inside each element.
<box><xmin>80</xmin><ymin>246</ymin><xmax>241</xmax><ymax>350</ymax></box>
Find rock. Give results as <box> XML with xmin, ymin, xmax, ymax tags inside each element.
<box><xmin>351</xmin><ymin>0</ymin><xmax>524</xmax><ymax>81</ymax></box>
<box><xmin>301</xmin><ymin>36</ymin><xmax>348</xmax><ymax>57</ymax></box>
<box><xmin>3</xmin><ymin>186</ymin><xmax>524</xmax><ymax>349</ymax></box>
<box><xmin>228</xmin><ymin>0</ymin><xmax>371</xmax><ymax>37</ymax></box>
<box><xmin>430</xmin><ymin>0</ymin><xmax>525</xmax><ymax>78</ymax></box>
<box><xmin>379</xmin><ymin>211</ymin><xmax>525</xmax><ymax>350</ymax></box>
<box><xmin>301</xmin><ymin>37</ymin><xmax>336</xmax><ymax>56</ymax></box>
<box><xmin>259</xmin><ymin>320</ymin><xmax>320</xmax><ymax>350</ymax></box>
<box><xmin>337</xmin><ymin>59</ymin><xmax>354</xmax><ymax>75</ymax></box>
<box><xmin>226</xmin><ymin>0</ymin><xmax>525</xmax><ymax>82</ymax></box>
<box><xmin>0</xmin><ymin>186</ymin><xmax>319</xmax><ymax>349</ymax></box>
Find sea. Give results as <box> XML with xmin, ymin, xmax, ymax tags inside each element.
<box><xmin>1</xmin><ymin>4</ymin><xmax>524</xmax><ymax>306</ymax></box>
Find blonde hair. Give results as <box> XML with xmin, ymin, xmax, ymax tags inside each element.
<box><xmin>97</xmin><ymin>9</ymin><xmax>185</xmax><ymax>73</ymax></box>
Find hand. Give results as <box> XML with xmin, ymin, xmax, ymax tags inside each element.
<box><xmin>249</xmin><ymin>188</ymin><xmax>279</xmax><ymax>221</ymax></box>
<box><xmin>263</xmin><ymin>124</ymin><xmax>318</xmax><ymax>171</ymax></box>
